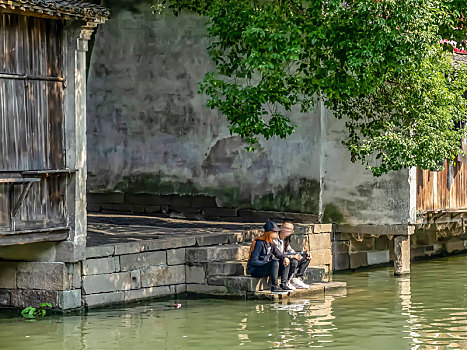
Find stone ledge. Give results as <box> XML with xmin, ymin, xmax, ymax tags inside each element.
<box><xmin>186</xmin><ymin>284</ymin><xmax>229</xmax><ymax>295</ymax></box>
<box><xmin>246</xmin><ymin>281</ymin><xmax>346</xmax><ymax>300</ymax></box>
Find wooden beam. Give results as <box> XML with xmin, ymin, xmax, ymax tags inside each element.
<box><xmin>0</xmin><ymin>227</ymin><xmax>69</xmax><ymax>246</ymax></box>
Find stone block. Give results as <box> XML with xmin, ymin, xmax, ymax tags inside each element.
<box><xmin>289</xmin><ymin>235</ymin><xmax>308</xmax><ymax>251</ymax></box>
<box><xmin>228</xmin><ymin>232</ymin><xmax>244</xmax><ymax>244</ymax></box>
<box><xmin>125</xmin><ymin>193</ymin><xmax>155</xmax><ymax>205</ymax></box>
<box><xmin>333</xmin><ymin>254</ymin><xmax>350</xmax><ymax>271</ymax></box>
<box><xmin>141</xmin><ymin>265</ymin><xmax>185</xmax><ymax>287</ymax></box>
<box><xmin>55</xmin><ymin>241</ymin><xmax>85</xmax><ymax>263</ymax></box>
<box><xmin>333</xmin><ymin>232</ymin><xmax>351</xmax><ymax>241</ymax></box>
<box><xmin>308</xmin><ymin>233</ymin><xmax>331</xmax><ymax>250</ymax></box>
<box><xmin>415</xmin><ymin>230</ymin><xmax>437</xmax><ymax>246</ymax></box>
<box><xmin>313</xmin><ymin>224</ymin><xmax>333</xmax><ymax>234</ymax></box>
<box><xmin>167</xmin><ymin>248</ymin><xmax>186</xmax><ymax>265</ymax></box>
<box><xmin>308</xmin><ymin>249</ymin><xmax>332</xmax><ymax>267</ymax></box>
<box><xmin>101</xmin><ymin>204</ymin><xmax>131</xmax><ymax>212</ymax></box>
<box><xmin>10</xmin><ymin>289</ymin><xmax>58</xmax><ymax>308</ymax></box>
<box><xmin>152</xmin><ymin>195</ymin><xmax>171</xmax><ymax>206</ymax></box>
<box><xmin>140</xmin><ymin>236</ymin><xmax>196</xmax><ymax>251</ymax></box>
<box><xmin>87</xmin><ymin>204</ymin><xmax>101</xmax><ymax>212</ymax></box>
<box><xmin>446</xmin><ymin>240</ymin><xmax>465</xmax><ymax>253</ymax></box>
<box><xmin>394</xmin><ymin>236</ymin><xmax>411</xmax><ymax>275</ymax></box>
<box><xmin>304</xmin><ymin>268</ymin><xmax>326</xmax><ymax>283</ymax></box>
<box><xmin>86</xmin><ymin>245</ymin><xmax>114</xmax><ymax>259</ymax></box>
<box><xmin>206</xmin><ymin>262</ymin><xmax>246</xmax><ymax>276</ymax></box>
<box><xmin>83</xmin><ymin>292</ymin><xmax>124</xmax><ymax>308</ymax></box>
<box><xmin>0</xmin><ymin>290</ymin><xmax>10</xmax><ymax>306</ymax></box>
<box><xmin>191</xmin><ymin>195</ymin><xmax>217</xmax><ymax>208</ymax></box>
<box><xmin>203</xmin><ymin>208</ymin><xmax>238</xmax><ymax>218</ymax></box>
<box><xmin>73</xmin><ymin>262</ymin><xmax>81</xmax><ymax>289</ymax></box>
<box><xmin>124</xmin><ymin>286</ymin><xmax>171</xmax><ymax>302</ymax></box>
<box><xmin>83</xmin><ymin>257</ymin><xmax>117</xmax><ymax>276</ymax></box>
<box><xmin>88</xmin><ymin>192</ymin><xmax>124</xmax><ymax>204</ymax></box>
<box><xmin>0</xmin><ymin>262</ymin><xmax>17</xmax><ymax>289</ymax></box>
<box><xmin>173</xmin><ymin>284</ymin><xmax>186</xmax><ymax>294</ymax></box>
<box><xmin>186</xmin><ymin>266</ymin><xmax>205</xmax><ymax>284</ymax></box>
<box><xmin>57</xmin><ymin>289</ymin><xmax>82</xmax><ymax>310</ymax></box>
<box><xmin>349</xmin><ymin>252</ymin><xmax>368</xmax><ymax>269</ymax></box>
<box><xmin>145</xmin><ymin>206</ymin><xmax>162</xmax><ymax>214</ymax></box>
<box><xmin>332</xmin><ymin>241</ymin><xmax>350</xmax><ymax>255</ymax></box>
<box><xmin>120</xmin><ymin>251</ymin><xmax>166</xmax><ymax>271</ymax></box>
<box><xmin>16</xmin><ymin>262</ymin><xmax>67</xmax><ymax>290</ymax></box>
<box><xmin>238</xmin><ymin>209</ymin><xmax>285</xmax><ymax>221</ymax></box>
<box><xmin>219</xmin><ymin>276</ymin><xmax>269</xmax><ymax>292</ymax></box>
<box><xmin>196</xmin><ymin>233</ymin><xmax>231</xmax><ymax>246</ymax></box>
<box><xmin>350</xmin><ymin>237</ymin><xmax>375</xmax><ymax>252</ymax></box>
<box><xmin>114</xmin><ymin>242</ymin><xmax>141</xmax><ymax>255</ymax></box>
<box><xmin>114</xmin><ymin>257</ymin><xmax>121</xmax><ymax>272</ymax></box>
<box><xmin>82</xmin><ymin>272</ymin><xmax>131</xmax><ymax>294</ymax></box>
<box><xmin>129</xmin><ymin>205</ymin><xmax>146</xmax><ymax>213</ymax></box>
<box><xmin>282</xmin><ymin>212</ymin><xmax>319</xmax><ymax>223</ymax></box>
<box><xmin>243</xmin><ymin>230</ymin><xmax>262</xmax><ymax>243</ymax></box>
<box><xmin>375</xmin><ymin>237</ymin><xmax>389</xmax><ymax>251</ymax></box>
<box><xmin>186</xmin><ymin>284</ymin><xmax>228</xmax><ymax>295</ymax></box>
<box><xmin>130</xmin><ymin>270</ymin><xmax>141</xmax><ymax>289</ymax></box>
<box><xmin>186</xmin><ymin>245</ymin><xmax>250</xmax><ymax>263</ymax></box>
<box><xmin>367</xmin><ymin>250</ymin><xmax>390</xmax><ymax>265</ymax></box>
<box><xmin>170</xmin><ymin>195</ymin><xmax>194</xmax><ymax>208</ymax></box>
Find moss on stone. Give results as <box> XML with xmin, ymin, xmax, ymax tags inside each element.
<box><xmin>110</xmin><ymin>173</ymin><xmax>319</xmax><ymax>213</ymax></box>
<box><xmin>322</xmin><ymin>203</ymin><xmax>344</xmax><ymax>224</ymax></box>
<box><xmin>252</xmin><ymin>179</ymin><xmax>319</xmax><ymax>213</ymax></box>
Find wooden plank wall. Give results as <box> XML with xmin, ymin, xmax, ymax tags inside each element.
<box><xmin>0</xmin><ymin>13</ymin><xmax>66</xmax><ymax>230</ymax></box>
<box><xmin>417</xmin><ymin>160</ymin><xmax>467</xmax><ymax>212</ymax></box>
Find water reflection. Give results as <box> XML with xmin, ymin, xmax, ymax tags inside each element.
<box><xmin>2</xmin><ymin>255</ymin><xmax>467</xmax><ymax>349</ymax></box>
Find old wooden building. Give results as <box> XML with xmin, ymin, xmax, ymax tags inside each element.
<box><xmin>417</xmin><ymin>54</ymin><xmax>467</xmax><ymax>223</ymax></box>
<box><xmin>0</xmin><ymin>1</ymin><xmax>108</xmax><ymax>308</ymax></box>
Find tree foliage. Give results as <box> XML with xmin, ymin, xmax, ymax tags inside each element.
<box><xmin>153</xmin><ymin>0</ymin><xmax>467</xmax><ymax>176</ymax></box>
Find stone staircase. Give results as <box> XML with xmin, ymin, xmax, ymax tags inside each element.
<box><xmin>185</xmin><ymin>228</ymin><xmax>346</xmax><ymax>299</ymax></box>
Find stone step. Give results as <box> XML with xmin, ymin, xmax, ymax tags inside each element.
<box><xmin>248</xmin><ymin>282</ymin><xmax>347</xmax><ymax>300</ymax></box>
<box><xmin>195</xmin><ymin>230</ymin><xmax>260</xmax><ymax>247</ymax></box>
<box><xmin>186</xmin><ymin>243</ymin><xmax>251</xmax><ymax>263</ymax></box>
<box><xmin>207</xmin><ymin>267</ymin><xmax>327</xmax><ymax>292</ymax></box>
<box><xmin>206</xmin><ymin>261</ymin><xmax>247</xmax><ymax>276</ymax></box>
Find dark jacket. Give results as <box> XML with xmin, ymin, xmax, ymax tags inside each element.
<box><xmin>246</xmin><ymin>239</ymin><xmax>286</xmax><ymax>274</ymax></box>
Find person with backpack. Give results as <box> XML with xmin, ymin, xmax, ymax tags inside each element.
<box><xmin>246</xmin><ymin>221</ymin><xmax>294</xmax><ymax>294</ymax></box>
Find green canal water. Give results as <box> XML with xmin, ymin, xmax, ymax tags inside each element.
<box><xmin>2</xmin><ymin>254</ymin><xmax>467</xmax><ymax>350</ymax></box>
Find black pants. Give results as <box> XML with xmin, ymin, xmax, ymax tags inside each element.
<box><xmin>288</xmin><ymin>257</ymin><xmax>310</xmax><ymax>280</ymax></box>
<box><xmin>249</xmin><ymin>259</ymin><xmax>290</xmax><ymax>286</ymax></box>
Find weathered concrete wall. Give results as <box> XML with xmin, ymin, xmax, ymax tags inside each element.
<box><xmin>86</xmin><ymin>2</ymin><xmax>321</xmax><ymax>214</ymax></box>
<box><xmin>320</xmin><ymin>108</ymin><xmax>412</xmax><ymax>225</ymax></box>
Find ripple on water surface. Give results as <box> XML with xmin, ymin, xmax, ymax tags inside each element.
<box><xmin>1</xmin><ymin>254</ymin><xmax>467</xmax><ymax>349</ymax></box>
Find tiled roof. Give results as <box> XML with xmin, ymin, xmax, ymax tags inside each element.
<box><xmin>0</xmin><ymin>0</ymin><xmax>110</xmax><ymax>22</ymax></box>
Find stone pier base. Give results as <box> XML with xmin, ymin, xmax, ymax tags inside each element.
<box><xmin>394</xmin><ymin>235</ymin><xmax>411</xmax><ymax>276</ymax></box>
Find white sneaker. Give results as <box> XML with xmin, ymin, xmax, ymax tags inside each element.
<box><xmin>286</xmin><ymin>281</ymin><xmax>296</xmax><ymax>291</ymax></box>
<box><xmin>291</xmin><ymin>277</ymin><xmax>309</xmax><ymax>289</ymax></box>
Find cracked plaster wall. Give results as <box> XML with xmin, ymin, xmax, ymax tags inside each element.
<box><xmin>86</xmin><ymin>3</ymin><xmax>321</xmax><ymax>213</ymax></box>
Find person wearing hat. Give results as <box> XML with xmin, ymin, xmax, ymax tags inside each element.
<box><xmin>246</xmin><ymin>220</ymin><xmax>294</xmax><ymax>294</ymax></box>
<box><xmin>273</xmin><ymin>221</ymin><xmax>311</xmax><ymax>290</ymax></box>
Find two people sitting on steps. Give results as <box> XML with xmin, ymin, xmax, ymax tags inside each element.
<box><xmin>246</xmin><ymin>220</ymin><xmax>311</xmax><ymax>294</ymax></box>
